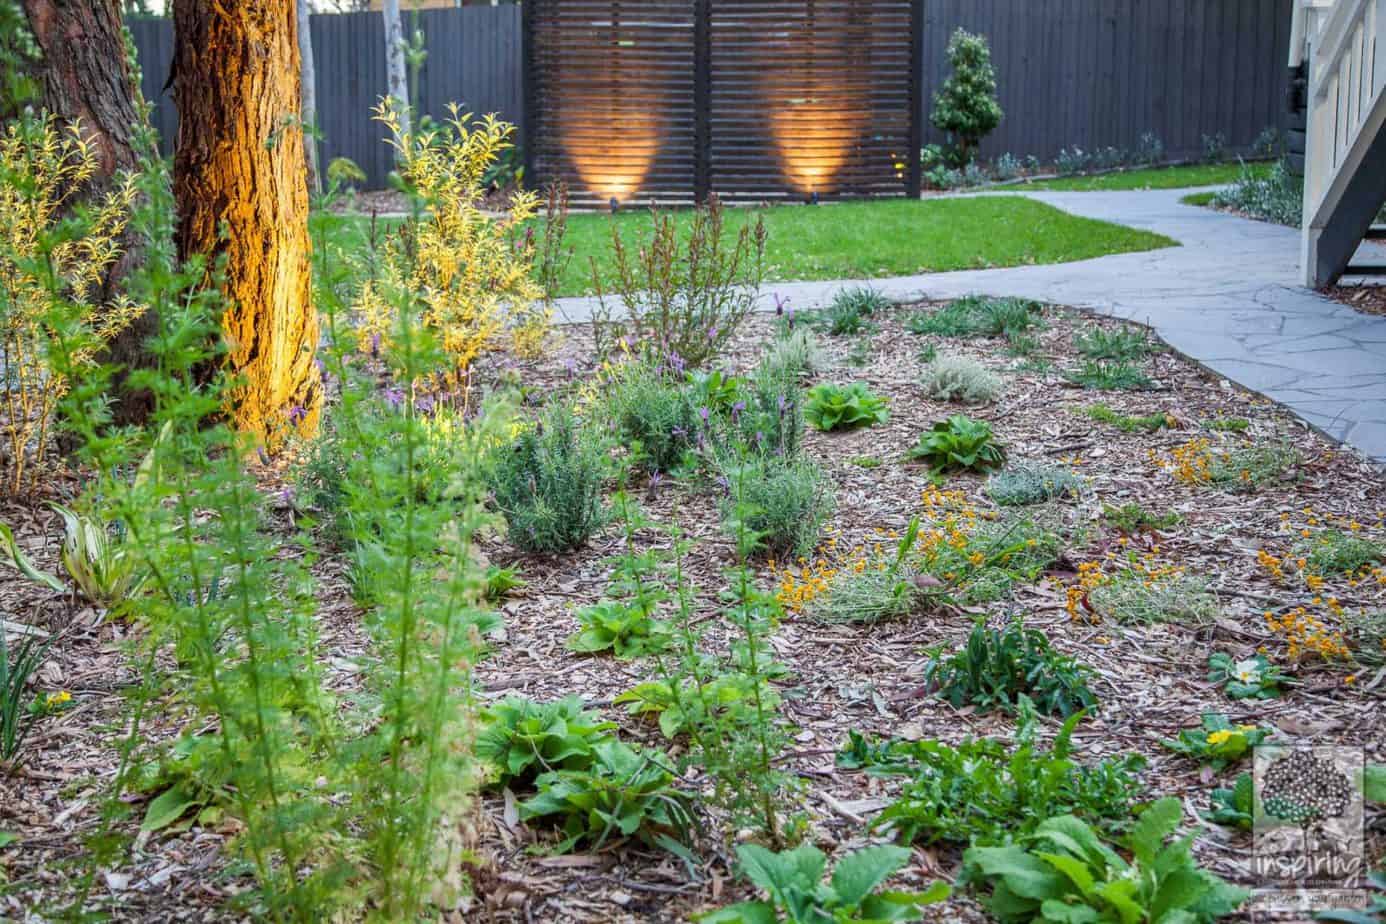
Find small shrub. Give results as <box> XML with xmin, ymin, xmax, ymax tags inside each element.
<box><xmin>1072</xmin><ymin>326</ymin><xmax>1155</xmax><ymax>361</ymax></box>
<box><xmin>1161</xmin><ymin>714</ymin><xmax>1271</xmax><ymax>770</ymax></box>
<box><xmin>1081</xmin><ymin>404</ymin><xmax>1174</xmax><ymax>432</ymax></box>
<box><xmin>1135</xmin><ymin>131</ymin><xmax>1165</xmax><ymax>166</ymax></box>
<box><xmin>987</xmin><ymin>462</ymin><xmax>1083</xmax><ymax>506</ymax></box>
<box><xmin>1212</xmin><ymin>158</ymin><xmax>1302</xmax><ymax>227</ymax></box>
<box><xmin>1297</xmin><ymin>529</ymin><xmax>1386</xmax><ymax>575</ymax></box>
<box><xmin>916</xmin><ymin>342</ymin><xmax>938</xmax><ymax>364</ymax></box>
<box><xmin>1003</xmin><ymin>333</ymin><xmax>1039</xmax><ymax>357</ymax></box>
<box><xmin>1101</xmin><ymin>502</ymin><xmax>1182</xmax><ymax>534</ymax></box>
<box><xmin>1087</xmin><ymin>565</ymin><xmax>1217</xmax><ymax>625</ymax></box>
<box><xmin>762</xmin><ymin>327</ymin><xmax>826</xmax><ymax>381</ymax></box>
<box><xmin>519</xmin><ymin>739</ymin><xmax>695</xmax><ymax>852</ymax></box>
<box><xmin>994</xmin><ymin>152</ymin><xmax>1023</xmax><ymax>181</ymax></box>
<box><xmin>720</xmin><ymin>456</ymin><xmax>834</xmax><ymax>559</ymax></box>
<box><xmin>1205</xmin><ymin>416</ymin><xmax>1250</xmax><ymax>433</ymax></box>
<box><xmin>857</xmin><ymin>698</ymin><xmax>1142</xmax><ymax>847</ymax></box>
<box><xmin>1055</xmin><ymin>146</ymin><xmax>1091</xmax><ymax>176</ymax></box>
<box><xmin>357</xmin><ymin>103</ymin><xmax>544</xmax><ymax>376</ymax></box>
<box><xmin>1092</xmin><ymin>145</ymin><xmax>1127</xmax><ymax>170</ymax></box>
<box><xmin>1252</xmin><ymin>126</ymin><xmax>1283</xmax><ymax>159</ymax></box>
<box><xmin>803</xmin><ymin>286</ymin><xmax>888</xmax><ymax>336</ymax></box>
<box><xmin>488</xmin><ymin>402</ymin><xmax>608</xmax><ymax>553</ymax></box>
<box><xmin>1344</xmin><ymin>611</ymin><xmax>1386</xmax><ymax>666</ymax></box>
<box><xmin>735</xmin><ymin>364</ymin><xmax>807</xmax><ymax>459</ymax></box>
<box><xmin>919</xmin><ymin>355</ymin><xmax>1004</xmax><ymax>404</ymax></box>
<box><xmin>963</xmin><ymin>798</ymin><xmax>1249</xmax><ymax>924</ymax></box>
<box><xmin>1066</xmin><ymin>360</ymin><xmax>1152</xmax><ymax>391</ymax></box>
<box><xmin>1207</xmin><ymin>652</ymin><xmax>1286</xmax><ymax>700</ymax></box>
<box><xmin>906</xmin><ymin>295</ymin><xmax>1042</xmax><ymax>341</ymax></box>
<box><xmin>922</xmin><ymin>618</ymin><xmax>1096</xmax><ymax>718</ymax></box>
<box><xmin>475</xmin><ymin>695</ymin><xmax>616</xmax><ymax>789</ymax></box>
<box><xmin>1203</xmin><ymin>443</ymin><xmax>1297</xmax><ymax>490</ymax></box>
<box><xmin>592</xmin><ymin>194</ymin><xmax>765</xmax><ymax>368</ymax></box>
<box><xmin>931</xmin><ymin>28</ymin><xmax>1003</xmax><ymax>164</ymax></box>
<box><xmin>1201</xmin><ymin>131</ymin><xmax>1228</xmax><ymax>163</ymax></box>
<box><xmin>0</xmin><ymin>114</ymin><xmax>143</xmax><ymax>494</ymax></box>
<box><xmin>806</xmin><ymin>519</ymin><xmax>927</xmax><ymax>624</ymax></box>
<box><xmin>804</xmin><ymin>382</ymin><xmax>889</xmax><ymax>431</ymax></box>
<box><xmin>702</xmin><ymin>842</ymin><xmax>949</xmax><ymax>924</ymax></box>
<box><xmin>905</xmin><ymin>414</ymin><xmax>1006</xmax><ymax>473</ymax></box>
<box><xmin>606</xmin><ymin>363</ymin><xmax>699</xmax><ymax>473</ymax></box>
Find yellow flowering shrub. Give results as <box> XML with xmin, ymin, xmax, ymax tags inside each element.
<box><xmin>0</xmin><ymin>115</ymin><xmax>141</xmax><ymax>494</ymax></box>
<box><xmin>357</xmin><ymin>101</ymin><xmax>545</xmax><ymax>380</ymax></box>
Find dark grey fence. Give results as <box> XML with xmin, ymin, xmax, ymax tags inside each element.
<box><xmin>127</xmin><ymin>6</ymin><xmax>524</xmax><ymax>190</ymax></box>
<box><xmin>129</xmin><ymin>1</ymin><xmax>1292</xmax><ymax>191</ymax></box>
<box><xmin>920</xmin><ymin>0</ymin><xmax>1294</xmax><ymax>162</ymax></box>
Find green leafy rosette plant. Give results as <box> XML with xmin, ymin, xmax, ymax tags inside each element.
<box><xmin>804</xmin><ymin>382</ymin><xmax>889</xmax><ymax>431</ymax></box>
<box><xmin>701</xmin><ymin>842</ymin><xmax>949</xmax><ymax>924</ymax></box>
<box><xmin>905</xmin><ymin>414</ymin><xmax>1006</xmax><ymax>473</ymax></box>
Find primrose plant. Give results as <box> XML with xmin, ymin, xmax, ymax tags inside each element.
<box><xmin>701</xmin><ymin>842</ymin><xmax>949</xmax><ymax>924</ymax></box>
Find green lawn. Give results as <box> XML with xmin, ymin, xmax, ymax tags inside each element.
<box><xmin>546</xmin><ymin>196</ymin><xmax>1174</xmax><ymax>297</ymax></box>
<box><xmin>1018</xmin><ymin>161</ymin><xmax>1271</xmax><ymax>192</ymax></box>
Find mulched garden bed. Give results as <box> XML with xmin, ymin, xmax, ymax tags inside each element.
<box><xmin>1325</xmin><ymin>283</ymin><xmax>1386</xmax><ymax>319</ymax></box>
<box><xmin>2</xmin><ymin>299</ymin><xmax>1383</xmax><ymax>922</ymax></box>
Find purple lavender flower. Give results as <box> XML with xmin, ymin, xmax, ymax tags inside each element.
<box><xmin>415</xmin><ymin>394</ymin><xmax>436</xmax><ymax>415</ymax></box>
<box><xmin>699</xmin><ymin>406</ymin><xmax>711</xmax><ymax>424</ymax></box>
<box><xmin>731</xmin><ymin>400</ymin><xmax>745</xmax><ymax>423</ymax></box>
<box><xmin>382</xmin><ymin>386</ymin><xmax>404</xmax><ymax>409</ymax></box>
<box><xmin>774</xmin><ymin>293</ymin><xmax>790</xmax><ymax>316</ymax></box>
<box><xmin>777</xmin><ymin>394</ymin><xmax>788</xmax><ymax>415</ymax></box>
<box><xmin>370</xmin><ymin>332</ymin><xmax>381</xmax><ymax>357</ymax></box>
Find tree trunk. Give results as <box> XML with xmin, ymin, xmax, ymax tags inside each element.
<box><xmin>21</xmin><ymin>0</ymin><xmax>154</xmax><ymax>422</ymax></box>
<box><xmin>296</xmin><ymin>0</ymin><xmax>321</xmax><ymax>196</ymax></box>
<box><xmin>172</xmin><ymin>0</ymin><xmax>321</xmax><ymax>448</ymax></box>
<box><xmin>381</xmin><ymin>0</ymin><xmax>411</xmax><ymax>149</ymax></box>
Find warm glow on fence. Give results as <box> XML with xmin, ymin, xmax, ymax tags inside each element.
<box><xmin>761</xmin><ymin>57</ymin><xmax>867</xmax><ymax>195</ymax></box>
<box><xmin>558</xmin><ymin>109</ymin><xmax>661</xmax><ymax>202</ymax></box>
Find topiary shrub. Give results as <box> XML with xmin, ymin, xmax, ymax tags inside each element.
<box><xmin>931</xmin><ymin>29</ymin><xmax>1003</xmax><ymax>165</ymax></box>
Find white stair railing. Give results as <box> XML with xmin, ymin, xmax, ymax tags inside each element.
<box><xmin>1302</xmin><ymin>0</ymin><xmax>1386</xmax><ymax>283</ymax></box>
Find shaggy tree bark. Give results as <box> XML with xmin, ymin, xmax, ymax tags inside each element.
<box><xmin>172</xmin><ymin>0</ymin><xmax>321</xmax><ymax>447</ymax></box>
<box><xmin>21</xmin><ymin>0</ymin><xmax>154</xmax><ymax>420</ymax></box>
<box><xmin>296</xmin><ymin>0</ymin><xmax>321</xmax><ymax>195</ymax></box>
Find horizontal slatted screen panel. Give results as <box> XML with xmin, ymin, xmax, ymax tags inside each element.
<box><xmin>529</xmin><ymin>0</ymin><xmax>698</xmax><ymax>206</ymax></box>
<box><xmin>708</xmin><ymin>0</ymin><xmax>915</xmax><ymax>201</ymax></box>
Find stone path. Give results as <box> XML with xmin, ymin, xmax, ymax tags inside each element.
<box><xmin>552</xmin><ymin>187</ymin><xmax>1386</xmax><ymax>465</ymax></box>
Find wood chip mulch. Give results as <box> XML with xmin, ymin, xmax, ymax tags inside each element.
<box><xmin>1</xmin><ymin>302</ymin><xmax>1383</xmax><ymax>922</ymax></box>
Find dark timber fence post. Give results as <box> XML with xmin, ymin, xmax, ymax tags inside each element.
<box><xmin>694</xmin><ymin>0</ymin><xmax>712</xmax><ymax>203</ymax></box>
<box><xmin>907</xmin><ymin>0</ymin><xmax>924</xmax><ymax>198</ymax></box>
<box><xmin>521</xmin><ymin>0</ymin><xmax>536</xmax><ymax>189</ymax></box>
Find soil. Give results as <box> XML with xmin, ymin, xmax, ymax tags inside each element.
<box><xmin>2</xmin><ymin>302</ymin><xmax>1383</xmax><ymax>922</ymax></box>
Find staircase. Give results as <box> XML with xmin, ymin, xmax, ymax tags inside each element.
<box><xmin>1298</xmin><ymin>0</ymin><xmax>1386</xmax><ymax>286</ymax></box>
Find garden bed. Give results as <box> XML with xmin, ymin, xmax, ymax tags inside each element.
<box><xmin>2</xmin><ymin>297</ymin><xmax>1383</xmax><ymax>922</ymax></box>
